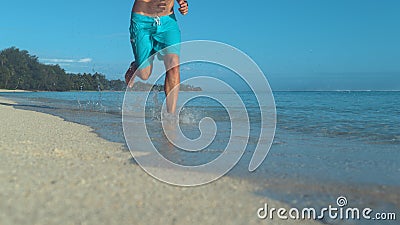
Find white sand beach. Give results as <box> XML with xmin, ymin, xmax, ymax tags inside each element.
<box><xmin>0</xmin><ymin>89</ymin><xmax>31</xmax><ymax>93</ymax></box>
<box><xmin>0</xmin><ymin>97</ymin><xmax>321</xmax><ymax>225</ymax></box>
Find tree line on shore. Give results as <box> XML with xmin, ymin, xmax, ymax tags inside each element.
<box><xmin>0</xmin><ymin>47</ymin><xmax>201</xmax><ymax>92</ymax></box>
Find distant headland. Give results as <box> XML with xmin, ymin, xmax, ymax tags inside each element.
<box><xmin>0</xmin><ymin>47</ymin><xmax>202</xmax><ymax>92</ymax></box>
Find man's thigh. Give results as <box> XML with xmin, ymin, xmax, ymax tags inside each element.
<box><xmin>131</xmin><ymin>32</ymin><xmax>155</xmax><ymax>69</ymax></box>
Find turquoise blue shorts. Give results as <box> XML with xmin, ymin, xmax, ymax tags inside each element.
<box><xmin>129</xmin><ymin>13</ymin><xmax>181</xmax><ymax>69</ymax></box>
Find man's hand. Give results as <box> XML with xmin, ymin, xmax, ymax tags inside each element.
<box><xmin>177</xmin><ymin>0</ymin><xmax>188</xmax><ymax>15</ymax></box>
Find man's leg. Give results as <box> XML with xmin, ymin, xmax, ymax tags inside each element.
<box><xmin>125</xmin><ymin>62</ymin><xmax>153</xmax><ymax>88</ymax></box>
<box><xmin>163</xmin><ymin>54</ymin><xmax>180</xmax><ymax>114</ymax></box>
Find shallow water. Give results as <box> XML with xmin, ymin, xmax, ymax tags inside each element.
<box><xmin>1</xmin><ymin>90</ymin><xmax>399</xmax><ymax>224</ymax></box>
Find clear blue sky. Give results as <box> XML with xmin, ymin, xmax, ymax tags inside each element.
<box><xmin>1</xmin><ymin>0</ymin><xmax>399</xmax><ymax>90</ymax></box>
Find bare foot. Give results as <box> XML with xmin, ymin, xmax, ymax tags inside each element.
<box><xmin>125</xmin><ymin>61</ymin><xmax>137</xmax><ymax>88</ymax></box>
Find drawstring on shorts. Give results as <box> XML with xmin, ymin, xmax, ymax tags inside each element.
<box><xmin>153</xmin><ymin>16</ymin><xmax>161</xmax><ymax>26</ymax></box>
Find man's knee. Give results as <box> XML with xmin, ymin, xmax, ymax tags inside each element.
<box><xmin>136</xmin><ymin>66</ymin><xmax>152</xmax><ymax>80</ymax></box>
<box><xmin>164</xmin><ymin>54</ymin><xmax>180</xmax><ymax>71</ymax></box>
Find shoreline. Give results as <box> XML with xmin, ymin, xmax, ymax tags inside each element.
<box><xmin>0</xmin><ymin>89</ymin><xmax>31</xmax><ymax>93</ymax></box>
<box><xmin>0</xmin><ymin>89</ymin><xmax>203</xmax><ymax>93</ymax></box>
<box><xmin>0</xmin><ymin>96</ymin><xmax>321</xmax><ymax>225</ymax></box>
<box><xmin>3</xmin><ymin>88</ymin><xmax>400</xmax><ymax>93</ymax></box>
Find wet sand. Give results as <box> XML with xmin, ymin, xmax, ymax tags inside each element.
<box><xmin>0</xmin><ymin>97</ymin><xmax>321</xmax><ymax>225</ymax></box>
